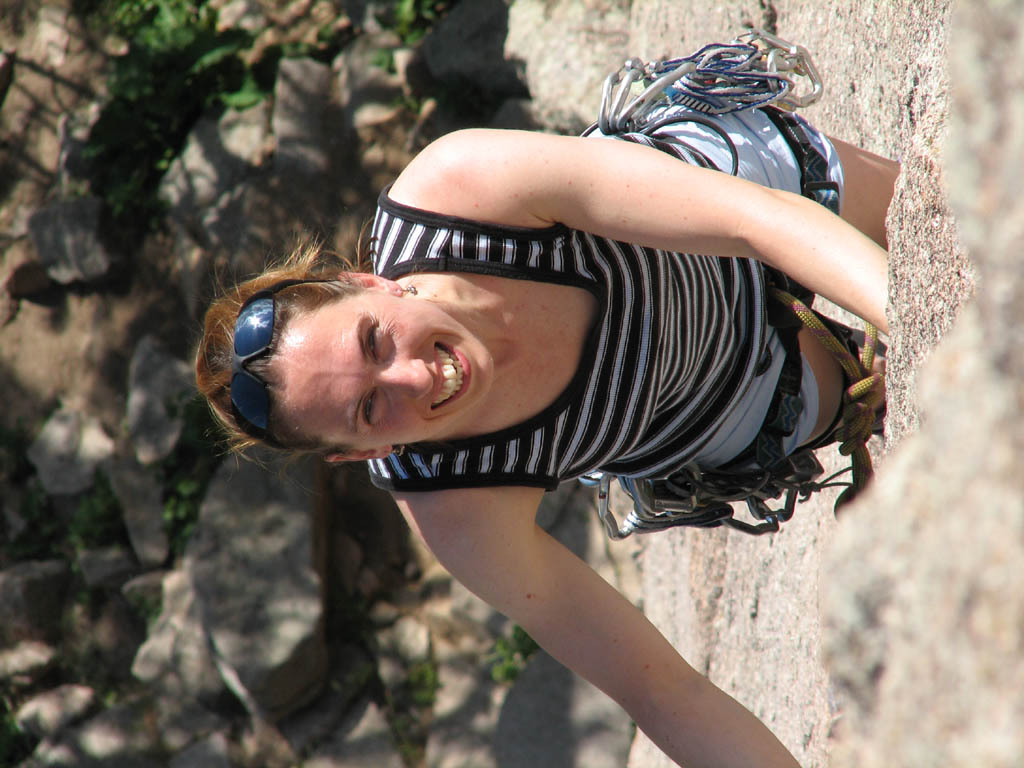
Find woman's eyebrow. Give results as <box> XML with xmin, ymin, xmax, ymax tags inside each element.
<box><xmin>347</xmin><ymin>316</ymin><xmax>372</xmax><ymax>435</ymax></box>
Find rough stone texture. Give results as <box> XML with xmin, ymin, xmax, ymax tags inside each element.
<box><xmin>27</xmin><ymin>197</ymin><xmax>112</xmax><ymax>284</ymax></box>
<box><xmin>273</xmin><ymin>57</ymin><xmax>333</xmax><ymax>176</ymax></box>
<box><xmin>24</xmin><ymin>699</ymin><xmax>164</xmax><ymax>768</ymax></box>
<box><xmin>0</xmin><ymin>641</ymin><xmax>57</xmax><ymax>681</ymax></box>
<box><xmin>107</xmin><ymin>456</ymin><xmax>170</xmax><ymax>569</ymax></box>
<box><xmin>167</xmin><ymin>731</ymin><xmax>232</xmax><ymax>768</ymax></box>
<box><xmin>0</xmin><ymin>560</ymin><xmax>70</xmax><ymax>644</ymax></box>
<box><xmin>26</xmin><ymin>408</ymin><xmax>115</xmax><ymax>496</ymax></box>
<box><xmin>494</xmin><ymin>650</ymin><xmax>632</xmax><ymax>768</ymax></box>
<box><xmin>131</xmin><ymin>569</ymin><xmax>230</xmax><ymax>709</ymax></box>
<box><xmin>421</xmin><ymin>0</ymin><xmax>527</xmax><ymax>101</ymax></box>
<box><xmin>505</xmin><ymin>0</ymin><xmax>632</xmax><ymax>133</ymax></box>
<box><xmin>278</xmin><ymin>645</ymin><xmax>376</xmax><ymax>756</ymax></box>
<box><xmin>303</xmin><ymin>699</ymin><xmax>405</xmax><ymax>768</ymax></box>
<box><xmin>426</xmin><ymin>654</ymin><xmax>505</xmax><ymax>768</ymax></box>
<box><xmin>124</xmin><ymin>335</ymin><xmax>195</xmax><ymax>465</ymax></box>
<box><xmin>822</xmin><ymin>2</ymin><xmax>1024</xmax><ymax>766</ymax></box>
<box><xmin>74</xmin><ymin>545</ymin><xmax>138</xmax><ymax>588</ymax></box>
<box><xmin>15</xmin><ymin>684</ymin><xmax>97</xmax><ymax>739</ymax></box>
<box><xmin>186</xmin><ymin>453</ymin><xmax>328</xmax><ymax>722</ymax></box>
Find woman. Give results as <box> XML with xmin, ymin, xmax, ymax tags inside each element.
<box><xmin>195</xmin><ymin>68</ymin><xmax>896</xmax><ymax>765</ymax></box>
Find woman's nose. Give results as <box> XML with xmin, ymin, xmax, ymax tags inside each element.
<box><xmin>379</xmin><ymin>357</ymin><xmax>432</xmax><ymax>399</ymax></box>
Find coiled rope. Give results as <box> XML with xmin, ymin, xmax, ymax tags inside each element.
<box><xmin>771</xmin><ymin>287</ymin><xmax>885</xmax><ymax>508</ymax></box>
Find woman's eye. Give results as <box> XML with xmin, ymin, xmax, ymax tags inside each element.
<box><xmin>367</xmin><ymin>324</ymin><xmax>379</xmax><ymax>360</ymax></box>
<box><xmin>363</xmin><ymin>391</ymin><xmax>376</xmax><ymax>425</ymax></box>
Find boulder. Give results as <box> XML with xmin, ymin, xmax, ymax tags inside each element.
<box><xmin>494</xmin><ymin>651</ymin><xmax>632</xmax><ymax>768</ymax></box>
<box><xmin>185</xmin><ymin>453</ymin><xmax>328</xmax><ymax>721</ymax></box>
<box><xmin>24</xmin><ymin>699</ymin><xmax>163</xmax><ymax>768</ymax></box>
<box><xmin>26</xmin><ymin>408</ymin><xmax>115</xmax><ymax>496</ymax></box>
<box><xmin>421</xmin><ymin>0</ymin><xmax>527</xmax><ymax>102</ymax></box>
<box><xmin>15</xmin><ymin>684</ymin><xmax>96</xmax><ymax>739</ymax></box>
<box><xmin>124</xmin><ymin>336</ymin><xmax>194</xmax><ymax>465</ymax></box>
<box><xmin>334</xmin><ymin>36</ymin><xmax>404</xmax><ymax>134</ymax></box>
<box><xmin>273</xmin><ymin>57</ymin><xmax>333</xmax><ymax>176</ymax></box>
<box><xmin>0</xmin><ymin>560</ymin><xmax>70</xmax><ymax>644</ymax></box>
<box><xmin>131</xmin><ymin>569</ymin><xmax>230</xmax><ymax>710</ymax></box>
<box><xmin>302</xmin><ymin>698</ymin><xmax>404</xmax><ymax>768</ymax></box>
<box><xmin>27</xmin><ymin>197</ymin><xmax>112</xmax><ymax>285</ymax></box>
<box><xmin>168</xmin><ymin>731</ymin><xmax>231</xmax><ymax>768</ymax></box>
<box><xmin>107</xmin><ymin>457</ymin><xmax>169</xmax><ymax>569</ymax></box>
<box><xmin>505</xmin><ymin>0</ymin><xmax>631</xmax><ymax>133</ymax></box>
<box><xmin>823</xmin><ymin>2</ymin><xmax>1024</xmax><ymax>766</ymax></box>
<box><xmin>0</xmin><ymin>640</ymin><xmax>56</xmax><ymax>682</ymax></box>
<box><xmin>426</xmin><ymin>654</ymin><xmax>504</xmax><ymax>768</ymax></box>
<box><xmin>158</xmin><ymin>100</ymin><xmax>271</xmax><ymax>274</ymax></box>
<box><xmin>75</xmin><ymin>546</ymin><xmax>137</xmax><ymax>588</ymax></box>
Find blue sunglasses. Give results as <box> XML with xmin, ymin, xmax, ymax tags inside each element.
<box><xmin>230</xmin><ymin>278</ymin><xmax>333</xmax><ymax>443</ymax></box>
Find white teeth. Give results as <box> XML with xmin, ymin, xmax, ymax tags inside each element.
<box><xmin>433</xmin><ymin>346</ymin><xmax>464</xmax><ymax>407</ymax></box>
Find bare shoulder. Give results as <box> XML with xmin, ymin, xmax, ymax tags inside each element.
<box><xmin>393</xmin><ymin>484</ymin><xmax>546</xmax><ymax>552</ymax></box>
<box><xmin>387</xmin><ymin>129</ymin><xmax>583</xmax><ymax>228</ymax></box>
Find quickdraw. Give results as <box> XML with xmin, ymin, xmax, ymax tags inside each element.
<box><xmin>596</xmin><ymin>29</ymin><xmax>824</xmax><ymax>136</ymax></box>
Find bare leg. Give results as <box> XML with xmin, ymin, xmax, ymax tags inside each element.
<box><xmin>829</xmin><ymin>136</ymin><xmax>901</xmax><ymax>248</ymax></box>
<box><xmin>797</xmin><ymin>327</ymin><xmax>845</xmax><ymax>443</ymax></box>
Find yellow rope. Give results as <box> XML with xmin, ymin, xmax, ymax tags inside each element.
<box><xmin>770</xmin><ymin>287</ymin><xmax>886</xmax><ymax>509</ymax></box>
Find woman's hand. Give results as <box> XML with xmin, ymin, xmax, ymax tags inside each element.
<box><xmin>394</xmin><ymin>485</ymin><xmax>801</xmax><ymax>768</ymax></box>
<box><xmin>389</xmin><ymin>128</ymin><xmax>889</xmax><ymax>334</ymax></box>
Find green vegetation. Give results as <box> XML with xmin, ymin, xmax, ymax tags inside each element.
<box><xmin>160</xmin><ymin>396</ymin><xmax>223</xmax><ymax>559</ymax></box>
<box><xmin>75</xmin><ymin>0</ymin><xmax>264</xmax><ymax>233</ymax></box>
<box><xmin>389</xmin><ymin>0</ymin><xmax>452</xmax><ymax>45</ymax></box>
<box><xmin>69</xmin><ymin>471</ymin><xmax>130</xmax><ymax>551</ymax></box>
<box><xmin>0</xmin><ymin>695</ymin><xmax>35</xmax><ymax>768</ymax></box>
<box><xmin>5</xmin><ymin>483</ymin><xmax>62</xmax><ymax>562</ymax></box>
<box><xmin>0</xmin><ymin>422</ymin><xmax>63</xmax><ymax>562</ymax></box>
<box><xmin>2</xmin><ymin>397</ymin><xmax>222</xmax><ymax>567</ymax></box>
<box><xmin>406</xmin><ymin>659</ymin><xmax>440</xmax><ymax>708</ymax></box>
<box><xmin>384</xmin><ymin>656</ymin><xmax>441</xmax><ymax>766</ymax></box>
<box><xmin>71</xmin><ymin>0</ymin><xmax>352</xmax><ymax>237</ymax></box>
<box><xmin>488</xmin><ymin>624</ymin><xmax>540</xmax><ymax>684</ymax></box>
<box><xmin>65</xmin><ymin>0</ymin><xmax>457</xmax><ymax>238</ymax></box>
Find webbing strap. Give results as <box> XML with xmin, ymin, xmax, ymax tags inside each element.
<box><xmin>770</xmin><ymin>287</ymin><xmax>885</xmax><ymax>507</ymax></box>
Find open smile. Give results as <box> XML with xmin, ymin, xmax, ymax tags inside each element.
<box><xmin>432</xmin><ymin>343</ymin><xmax>466</xmax><ymax>408</ymax></box>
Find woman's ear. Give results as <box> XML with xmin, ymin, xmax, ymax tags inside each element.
<box><xmin>324</xmin><ymin>447</ymin><xmax>394</xmax><ymax>463</ymax></box>
<box><xmin>341</xmin><ymin>272</ymin><xmax>401</xmax><ymax>294</ymax></box>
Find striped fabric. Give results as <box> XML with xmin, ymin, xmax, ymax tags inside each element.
<box><xmin>365</xmin><ymin>130</ymin><xmax>768</xmax><ymax>492</ymax></box>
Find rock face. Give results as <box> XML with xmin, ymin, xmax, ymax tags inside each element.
<box><xmin>185</xmin><ymin>453</ymin><xmax>328</xmax><ymax>722</ymax></box>
<box><xmin>505</xmin><ymin>0</ymin><xmax>631</xmax><ymax>133</ymax></box>
<box><xmin>27</xmin><ymin>197</ymin><xmax>112</xmax><ymax>284</ymax></box>
<box><xmin>823</xmin><ymin>2</ymin><xmax>1024</xmax><ymax>766</ymax></box>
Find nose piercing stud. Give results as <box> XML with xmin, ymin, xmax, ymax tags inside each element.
<box><xmin>402</xmin><ymin>285</ymin><xmax>417</xmax><ymax>296</ymax></box>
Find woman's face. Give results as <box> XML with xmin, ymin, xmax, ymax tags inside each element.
<box><xmin>270</xmin><ymin>275</ymin><xmax>491</xmax><ymax>458</ymax></box>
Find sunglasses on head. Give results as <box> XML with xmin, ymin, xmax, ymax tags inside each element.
<box><xmin>230</xmin><ymin>278</ymin><xmax>333</xmax><ymax>444</ymax></box>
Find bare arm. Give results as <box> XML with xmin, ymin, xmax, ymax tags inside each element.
<box><xmin>389</xmin><ymin>128</ymin><xmax>889</xmax><ymax>333</ymax></box>
<box><xmin>395</xmin><ymin>485</ymin><xmax>801</xmax><ymax>768</ymax></box>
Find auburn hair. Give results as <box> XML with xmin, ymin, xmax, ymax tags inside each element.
<box><xmin>194</xmin><ymin>240</ymin><xmax>369</xmax><ymax>454</ymax></box>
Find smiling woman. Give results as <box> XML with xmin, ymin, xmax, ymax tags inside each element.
<box><xmin>193</xmin><ymin>36</ymin><xmax>896</xmax><ymax>768</ymax></box>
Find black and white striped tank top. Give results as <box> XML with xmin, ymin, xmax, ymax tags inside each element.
<box><xmin>366</xmin><ymin>135</ymin><xmax>767</xmax><ymax>492</ymax></box>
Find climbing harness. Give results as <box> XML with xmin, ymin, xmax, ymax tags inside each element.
<box><xmin>580</xmin><ymin>30</ymin><xmax>886</xmax><ymax>539</ymax></box>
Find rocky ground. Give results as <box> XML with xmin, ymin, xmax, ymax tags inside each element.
<box><xmin>2</xmin><ymin>1</ymin><xmax>1022</xmax><ymax>767</ymax></box>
